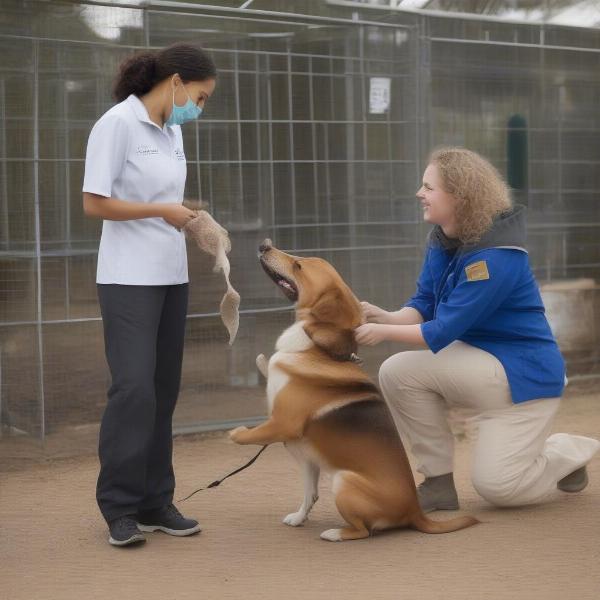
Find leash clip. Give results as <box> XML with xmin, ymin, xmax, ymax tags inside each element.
<box><xmin>350</xmin><ymin>352</ymin><xmax>363</xmax><ymax>365</ymax></box>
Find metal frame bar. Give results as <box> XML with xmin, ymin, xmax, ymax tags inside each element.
<box><xmin>255</xmin><ymin>52</ymin><xmax>263</xmax><ymax>223</ymax></box>
<box><xmin>429</xmin><ymin>36</ymin><xmax>600</xmax><ymax>54</ymax></box>
<box><xmin>266</xmin><ymin>53</ymin><xmax>276</xmax><ymax>239</ymax></box>
<box><xmin>74</xmin><ymin>0</ymin><xmax>411</xmax><ymax>29</ymax></box>
<box><xmin>9</xmin><ymin>115</ymin><xmax>600</xmax><ymax>129</ymax></box>
<box><xmin>233</xmin><ymin>42</ymin><xmax>245</xmax><ymax>223</ymax></box>
<box><xmin>173</xmin><ymin>415</ymin><xmax>265</xmax><ymax>436</ymax></box>
<box><xmin>61</xmin><ymin>45</ymin><xmax>73</xmax><ymax>321</ymax></box>
<box><xmin>0</xmin><ymin>79</ymin><xmax>8</xmax><ymax>251</ymax></box>
<box><xmin>326</xmin><ymin>0</ymin><xmax>599</xmax><ymax>30</ymax></box>
<box><xmin>286</xmin><ymin>38</ymin><xmax>297</xmax><ymax>250</ymax></box>
<box><xmin>0</xmin><ymin>305</ymin><xmax>296</xmax><ymax>328</ymax></box>
<box><xmin>307</xmin><ymin>54</ymin><xmax>320</xmax><ymax>238</ymax></box>
<box><xmin>32</xmin><ymin>41</ymin><xmax>46</xmax><ymax>442</ymax></box>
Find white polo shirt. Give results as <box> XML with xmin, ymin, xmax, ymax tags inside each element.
<box><xmin>83</xmin><ymin>94</ymin><xmax>188</xmax><ymax>285</ymax></box>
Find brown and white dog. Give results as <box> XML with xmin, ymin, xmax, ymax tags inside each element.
<box><xmin>229</xmin><ymin>239</ymin><xmax>478</xmax><ymax>541</ymax></box>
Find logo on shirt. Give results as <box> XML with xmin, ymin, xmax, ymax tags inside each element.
<box><xmin>465</xmin><ymin>260</ymin><xmax>490</xmax><ymax>282</ymax></box>
<box><xmin>136</xmin><ymin>144</ymin><xmax>159</xmax><ymax>156</ymax></box>
<box><xmin>174</xmin><ymin>148</ymin><xmax>186</xmax><ymax>161</ymax></box>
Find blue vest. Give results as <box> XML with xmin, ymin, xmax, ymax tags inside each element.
<box><xmin>405</xmin><ymin>244</ymin><xmax>565</xmax><ymax>403</ymax></box>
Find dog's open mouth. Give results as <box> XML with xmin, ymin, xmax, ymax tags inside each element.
<box><xmin>260</xmin><ymin>258</ymin><xmax>299</xmax><ymax>302</ymax></box>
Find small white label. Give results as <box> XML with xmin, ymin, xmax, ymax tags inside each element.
<box><xmin>136</xmin><ymin>144</ymin><xmax>159</xmax><ymax>155</ymax></box>
<box><xmin>369</xmin><ymin>77</ymin><xmax>391</xmax><ymax>114</ymax></box>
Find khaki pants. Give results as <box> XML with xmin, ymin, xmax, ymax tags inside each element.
<box><xmin>379</xmin><ymin>341</ymin><xmax>600</xmax><ymax>507</ymax></box>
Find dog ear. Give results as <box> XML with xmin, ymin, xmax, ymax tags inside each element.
<box><xmin>310</xmin><ymin>289</ymin><xmax>341</xmax><ymax>325</ymax></box>
<box><xmin>303</xmin><ymin>322</ymin><xmax>357</xmax><ymax>361</ymax></box>
<box><xmin>304</xmin><ymin>287</ymin><xmax>361</xmax><ymax>360</ymax></box>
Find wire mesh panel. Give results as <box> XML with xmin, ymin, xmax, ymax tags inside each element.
<box><xmin>147</xmin><ymin>7</ymin><xmax>423</xmax><ymax>432</ymax></box>
<box><xmin>0</xmin><ymin>2</ymin><xmax>422</xmax><ymax>444</ymax></box>
<box><xmin>426</xmin><ymin>15</ymin><xmax>600</xmax><ymax>375</ymax></box>
<box><xmin>0</xmin><ymin>1</ymin><xmax>599</xmax><ymax>451</ymax></box>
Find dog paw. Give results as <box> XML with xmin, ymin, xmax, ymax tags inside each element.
<box><xmin>320</xmin><ymin>528</ymin><xmax>343</xmax><ymax>542</ymax></box>
<box><xmin>229</xmin><ymin>426</ymin><xmax>248</xmax><ymax>443</ymax></box>
<box><xmin>283</xmin><ymin>511</ymin><xmax>307</xmax><ymax>527</ymax></box>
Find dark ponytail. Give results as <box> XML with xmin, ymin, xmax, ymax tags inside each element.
<box><xmin>113</xmin><ymin>43</ymin><xmax>217</xmax><ymax>102</ymax></box>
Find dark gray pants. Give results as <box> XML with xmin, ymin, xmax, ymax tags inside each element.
<box><xmin>96</xmin><ymin>283</ymin><xmax>189</xmax><ymax>523</ymax></box>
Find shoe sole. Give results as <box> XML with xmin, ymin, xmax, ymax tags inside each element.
<box><xmin>137</xmin><ymin>523</ymin><xmax>202</xmax><ymax>536</ymax></box>
<box><xmin>558</xmin><ymin>471</ymin><xmax>589</xmax><ymax>493</ymax></box>
<box><xmin>108</xmin><ymin>533</ymin><xmax>146</xmax><ymax>547</ymax></box>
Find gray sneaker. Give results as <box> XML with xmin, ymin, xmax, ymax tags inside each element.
<box><xmin>137</xmin><ymin>504</ymin><xmax>202</xmax><ymax>537</ymax></box>
<box><xmin>108</xmin><ymin>515</ymin><xmax>146</xmax><ymax>547</ymax></box>
<box><xmin>417</xmin><ymin>472</ymin><xmax>459</xmax><ymax>513</ymax></box>
<box><xmin>557</xmin><ymin>466</ymin><xmax>589</xmax><ymax>493</ymax></box>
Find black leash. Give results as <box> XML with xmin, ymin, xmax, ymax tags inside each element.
<box><xmin>177</xmin><ymin>444</ymin><xmax>269</xmax><ymax>503</ymax></box>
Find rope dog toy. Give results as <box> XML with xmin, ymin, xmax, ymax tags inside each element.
<box><xmin>182</xmin><ymin>207</ymin><xmax>240</xmax><ymax>345</ymax></box>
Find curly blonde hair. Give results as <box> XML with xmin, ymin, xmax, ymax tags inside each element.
<box><xmin>429</xmin><ymin>147</ymin><xmax>513</xmax><ymax>244</ymax></box>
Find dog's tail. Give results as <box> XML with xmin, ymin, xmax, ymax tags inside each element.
<box><xmin>412</xmin><ymin>513</ymin><xmax>479</xmax><ymax>534</ymax></box>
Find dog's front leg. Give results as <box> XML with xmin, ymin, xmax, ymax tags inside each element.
<box><xmin>229</xmin><ymin>418</ymin><xmax>300</xmax><ymax>446</ymax></box>
<box><xmin>283</xmin><ymin>460</ymin><xmax>320</xmax><ymax>527</ymax></box>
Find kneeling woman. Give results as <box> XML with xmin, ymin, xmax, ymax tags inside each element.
<box><xmin>356</xmin><ymin>147</ymin><xmax>599</xmax><ymax>511</ymax></box>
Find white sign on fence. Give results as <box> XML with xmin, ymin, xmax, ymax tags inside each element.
<box><xmin>369</xmin><ymin>77</ymin><xmax>391</xmax><ymax>114</ymax></box>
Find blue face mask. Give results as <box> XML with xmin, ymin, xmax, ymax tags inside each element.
<box><xmin>165</xmin><ymin>81</ymin><xmax>203</xmax><ymax>126</ymax></box>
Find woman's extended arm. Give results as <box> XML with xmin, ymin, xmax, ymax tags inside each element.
<box><xmin>361</xmin><ymin>302</ymin><xmax>425</xmax><ymax>325</ymax></box>
<box><xmin>386</xmin><ymin>306</ymin><xmax>425</xmax><ymax>325</ymax></box>
<box><xmin>355</xmin><ymin>323</ymin><xmax>428</xmax><ymax>348</ymax></box>
<box><xmin>83</xmin><ymin>192</ymin><xmax>196</xmax><ymax>229</ymax></box>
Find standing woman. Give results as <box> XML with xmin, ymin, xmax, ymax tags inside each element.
<box><xmin>83</xmin><ymin>43</ymin><xmax>216</xmax><ymax>546</ymax></box>
<box><xmin>356</xmin><ymin>147</ymin><xmax>599</xmax><ymax>512</ymax></box>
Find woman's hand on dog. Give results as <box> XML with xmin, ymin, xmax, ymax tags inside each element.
<box><xmin>360</xmin><ymin>301</ymin><xmax>391</xmax><ymax>324</ymax></box>
<box><xmin>354</xmin><ymin>323</ymin><xmax>389</xmax><ymax>346</ymax></box>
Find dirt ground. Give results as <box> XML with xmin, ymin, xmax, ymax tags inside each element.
<box><xmin>1</xmin><ymin>391</ymin><xmax>599</xmax><ymax>600</ymax></box>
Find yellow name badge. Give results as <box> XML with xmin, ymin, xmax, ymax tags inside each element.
<box><xmin>465</xmin><ymin>260</ymin><xmax>490</xmax><ymax>282</ymax></box>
